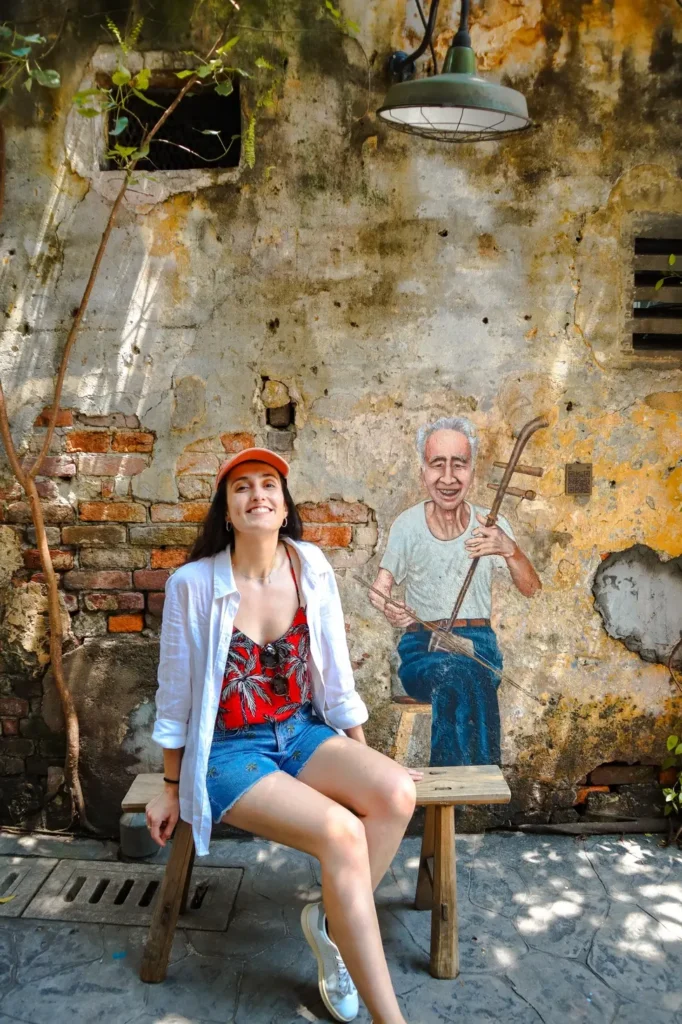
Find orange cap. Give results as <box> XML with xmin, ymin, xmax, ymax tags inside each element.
<box><xmin>215</xmin><ymin>447</ymin><xmax>290</xmax><ymax>489</ymax></box>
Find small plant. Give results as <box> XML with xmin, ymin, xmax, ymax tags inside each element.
<box><xmin>662</xmin><ymin>733</ymin><xmax>682</xmax><ymax>818</ymax></box>
<box><xmin>655</xmin><ymin>253</ymin><xmax>681</xmax><ymax>290</ymax></box>
<box><xmin>321</xmin><ymin>0</ymin><xmax>360</xmax><ymax>35</ymax></box>
<box><xmin>0</xmin><ymin>24</ymin><xmax>60</xmax><ymax>99</ymax></box>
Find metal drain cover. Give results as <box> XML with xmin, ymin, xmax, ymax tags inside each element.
<box><xmin>22</xmin><ymin>859</ymin><xmax>242</xmax><ymax>930</ymax></box>
<box><xmin>0</xmin><ymin>857</ymin><xmax>58</xmax><ymax>918</ymax></box>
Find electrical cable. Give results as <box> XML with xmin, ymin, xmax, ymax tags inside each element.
<box><xmin>414</xmin><ymin>0</ymin><xmax>439</xmax><ymax>74</ymax></box>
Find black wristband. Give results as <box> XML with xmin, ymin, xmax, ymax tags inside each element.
<box><xmin>163</xmin><ymin>776</ymin><xmax>179</xmax><ymax>785</ymax></box>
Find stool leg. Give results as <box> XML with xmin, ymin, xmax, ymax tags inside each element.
<box><xmin>179</xmin><ymin>842</ymin><xmax>196</xmax><ymax>915</ymax></box>
<box><xmin>430</xmin><ymin>805</ymin><xmax>458</xmax><ymax>979</ymax></box>
<box><xmin>415</xmin><ymin>804</ymin><xmax>435</xmax><ymax>911</ymax></box>
<box><xmin>140</xmin><ymin>819</ymin><xmax>195</xmax><ymax>983</ymax></box>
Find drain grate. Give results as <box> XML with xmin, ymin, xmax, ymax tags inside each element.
<box><xmin>0</xmin><ymin>857</ymin><xmax>58</xmax><ymax>918</ymax></box>
<box><xmin>22</xmin><ymin>859</ymin><xmax>242</xmax><ymax>930</ymax></box>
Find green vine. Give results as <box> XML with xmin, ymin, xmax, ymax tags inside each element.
<box><xmin>0</xmin><ymin>24</ymin><xmax>61</xmax><ymax>103</ymax></box>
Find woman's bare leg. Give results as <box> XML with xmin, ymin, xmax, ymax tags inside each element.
<box><xmin>223</xmin><ymin>771</ymin><xmax>407</xmax><ymax>1024</ymax></box>
<box><xmin>298</xmin><ymin>736</ymin><xmax>417</xmax><ymax>890</ymax></box>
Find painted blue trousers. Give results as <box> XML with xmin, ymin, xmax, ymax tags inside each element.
<box><xmin>396</xmin><ymin>624</ymin><xmax>502</xmax><ymax>766</ymax></box>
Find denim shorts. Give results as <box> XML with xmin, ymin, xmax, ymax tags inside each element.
<box><xmin>205</xmin><ymin>703</ymin><xmax>337</xmax><ymax>823</ymax></box>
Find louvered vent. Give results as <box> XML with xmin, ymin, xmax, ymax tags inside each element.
<box><xmin>632</xmin><ymin>237</ymin><xmax>682</xmax><ymax>352</ymax></box>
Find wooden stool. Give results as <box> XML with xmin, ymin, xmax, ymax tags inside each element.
<box><xmin>122</xmin><ymin>763</ymin><xmax>510</xmax><ymax>983</ymax></box>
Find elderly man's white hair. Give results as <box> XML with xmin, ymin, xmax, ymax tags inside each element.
<box><xmin>416</xmin><ymin>416</ymin><xmax>479</xmax><ymax>466</ymax></box>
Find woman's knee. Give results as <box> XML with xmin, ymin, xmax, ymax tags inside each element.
<box><xmin>318</xmin><ymin>804</ymin><xmax>368</xmax><ymax>862</ymax></box>
<box><xmin>370</xmin><ymin>768</ymin><xmax>417</xmax><ymax>823</ymax></box>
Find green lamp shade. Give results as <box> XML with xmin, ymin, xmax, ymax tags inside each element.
<box><xmin>377</xmin><ymin>45</ymin><xmax>530</xmax><ymax>143</ymax></box>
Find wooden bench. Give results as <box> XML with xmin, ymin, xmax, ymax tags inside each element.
<box><xmin>122</xmin><ymin>764</ymin><xmax>510</xmax><ymax>983</ymax></box>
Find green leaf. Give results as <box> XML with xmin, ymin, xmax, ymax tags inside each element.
<box><xmin>133</xmin><ymin>68</ymin><xmax>151</xmax><ymax>90</ymax></box>
<box><xmin>77</xmin><ymin>107</ymin><xmax>101</xmax><ymax>118</ymax></box>
<box><xmin>11</xmin><ymin>46</ymin><xmax>32</xmax><ymax>57</ymax></box>
<box><xmin>21</xmin><ymin>33</ymin><xmax>45</xmax><ymax>44</ymax></box>
<box><xmin>255</xmin><ymin>56</ymin><xmax>275</xmax><ymax>70</ymax></box>
<box><xmin>0</xmin><ymin>895</ymin><xmax>15</xmax><ymax>904</ymax></box>
<box><xmin>667</xmin><ymin>735</ymin><xmax>679</xmax><ymax>751</ymax></box>
<box><xmin>110</xmin><ymin>116</ymin><xmax>129</xmax><ymax>136</ymax></box>
<box><xmin>31</xmin><ymin>68</ymin><xmax>60</xmax><ymax>88</ymax></box>
<box><xmin>112</xmin><ymin>66</ymin><xmax>132</xmax><ymax>86</ymax></box>
<box><xmin>669</xmin><ymin>253</ymin><xmax>677</xmax><ymax>267</ymax></box>
<box><xmin>175</xmin><ymin>69</ymin><xmax>195</xmax><ymax>79</ymax></box>
<box><xmin>196</xmin><ymin>64</ymin><xmax>213</xmax><ymax>78</ymax></box>
<box><xmin>665</xmin><ymin>804</ymin><xmax>673</xmax><ymax>815</ymax></box>
<box><xmin>114</xmin><ymin>144</ymin><xmax>136</xmax><ymax>157</ymax></box>
<box><xmin>0</xmin><ymin>26</ymin><xmax>13</xmax><ymax>39</ymax></box>
<box><xmin>215</xmin><ymin>79</ymin><xmax>233</xmax><ymax>96</ymax></box>
<box><xmin>662</xmin><ymin>755</ymin><xmax>677</xmax><ymax>769</ymax></box>
<box><xmin>132</xmin><ymin>143</ymin><xmax>150</xmax><ymax>160</ymax></box>
<box><xmin>199</xmin><ymin>128</ymin><xmax>222</xmax><ymax>135</ymax></box>
<box><xmin>346</xmin><ymin>19</ymin><xmax>360</xmax><ymax>32</ymax></box>
<box><xmin>131</xmin><ymin>87</ymin><xmax>163</xmax><ymax>107</ymax></box>
<box><xmin>675</xmin><ymin>744</ymin><xmax>682</xmax><ymax>755</ymax></box>
<box><xmin>24</xmin><ymin>76</ymin><xmax>33</xmax><ymax>92</ymax></box>
<box><xmin>655</xmin><ymin>278</ymin><xmax>665</xmax><ymax>290</ymax></box>
<box><xmin>74</xmin><ymin>88</ymin><xmax>102</xmax><ymax>101</ymax></box>
<box><xmin>216</xmin><ymin>36</ymin><xmax>239</xmax><ymax>55</ymax></box>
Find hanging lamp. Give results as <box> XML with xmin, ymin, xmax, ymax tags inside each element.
<box><xmin>377</xmin><ymin>0</ymin><xmax>531</xmax><ymax>143</ymax></box>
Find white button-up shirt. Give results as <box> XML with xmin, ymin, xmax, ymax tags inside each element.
<box><xmin>152</xmin><ymin>538</ymin><xmax>369</xmax><ymax>856</ymax></box>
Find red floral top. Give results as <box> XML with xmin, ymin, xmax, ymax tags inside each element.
<box><xmin>216</xmin><ymin>555</ymin><xmax>312</xmax><ymax>730</ymax></box>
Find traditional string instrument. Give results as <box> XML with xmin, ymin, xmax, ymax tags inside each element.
<box><xmin>428</xmin><ymin>414</ymin><xmax>548</xmax><ymax>653</ymax></box>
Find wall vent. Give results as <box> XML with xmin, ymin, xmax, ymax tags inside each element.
<box><xmin>631</xmin><ymin>237</ymin><xmax>682</xmax><ymax>352</ymax></box>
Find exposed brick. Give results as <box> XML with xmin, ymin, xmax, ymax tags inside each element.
<box><xmin>0</xmin><ymin>697</ymin><xmax>29</xmax><ymax>717</ymax></box>
<box><xmin>61</xmin><ymin>525</ymin><xmax>127</xmax><ymax>547</ymax></box>
<box><xmin>133</xmin><ymin>569</ymin><xmax>170</xmax><ymax>590</ymax></box>
<box><xmin>72</xmin><ymin>611</ymin><xmax>108</xmax><ymax>637</ymax></box>
<box><xmin>111</xmin><ymin>431</ymin><xmax>154</xmax><ymax>453</ymax></box>
<box><xmin>34</xmin><ymin>406</ymin><xmax>73</xmax><ymax>428</ymax></box>
<box><xmin>65</xmin><ymin>430</ymin><xmax>110</xmax><ymax>453</ymax></box>
<box><xmin>176</xmin><ymin>453</ymin><xmax>220</xmax><ymax>475</ymax></box>
<box><xmin>63</xmin><ymin>570</ymin><xmax>132</xmax><ymax>591</ymax></box>
<box><xmin>151</xmin><ymin>548</ymin><xmax>189</xmax><ymax>569</ymax></box>
<box><xmin>1</xmin><ymin>737</ymin><xmax>34</xmax><ymax>756</ymax></box>
<box><xmin>77</xmin><ymin>454</ymin><xmax>147</xmax><ymax>476</ymax></box>
<box><xmin>177</xmin><ymin>476</ymin><xmax>213</xmax><ymax>500</ymax></box>
<box><xmin>26</xmin><ymin>431</ymin><xmax>63</xmax><ymax>455</ymax></box>
<box><xmin>301</xmin><ymin>524</ymin><xmax>352</xmax><ymax>547</ymax></box>
<box><xmin>21</xmin><ymin>455</ymin><xmax>76</xmax><ymax>478</ymax></box>
<box><xmin>8</xmin><ymin>501</ymin><xmax>75</xmax><ymax>525</ymax></box>
<box><xmin>298</xmin><ymin>501</ymin><xmax>370</xmax><ymax>524</ymax></box>
<box><xmin>108</xmin><ymin>613</ymin><xmax>144</xmax><ymax>633</ymax></box>
<box><xmin>23</xmin><ymin>549</ymin><xmax>74</xmax><ymax>571</ymax></box>
<box><xmin>80</xmin><ymin>548</ymin><xmax>148</xmax><ymax>570</ymax></box>
<box><xmin>148</xmin><ymin>592</ymin><xmax>166</xmax><ymax>616</ymax></box>
<box><xmin>28</xmin><ymin>526</ymin><xmax>61</xmax><ymax>546</ymax></box>
<box><xmin>0</xmin><ymin>481</ymin><xmax>21</xmax><ymax>501</ymax></box>
<box><xmin>130</xmin><ymin>525</ymin><xmax>199</xmax><ymax>547</ymax></box>
<box><xmin>36</xmin><ymin>479</ymin><xmax>59</xmax><ymax>500</ymax></box>
<box><xmin>220</xmin><ymin>432</ymin><xmax>256</xmax><ymax>453</ymax></box>
<box><xmin>79</xmin><ymin>501</ymin><xmax>147</xmax><ymax>523</ymax></box>
<box><xmin>101</xmin><ymin>480</ymin><xmax>114</xmax><ymax>499</ymax></box>
<box><xmin>266</xmin><ymin>429</ymin><xmax>294</xmax><ymax>452</ymax></box>
<box><xmin>19</xmin><ymin>716</ymin><xmax>51</xmax><ymax>738</ymax></box>
<box><xmin>84</xmin><ymin>591</ymin><xmax>145</xmax><ymax>612</ymax></box>
<box><xmin>151</xmin><ymin>502</ymin><xmax>209</xmax><ymax>523</ymax></box>
<box><xmin>0</xmin><ymin>755</ymin><xmax>24</xmax><ymax>774</ymax></box>
<box><xmin>1</xmin><ymin>719</ymin><xmax>19</xmax><ymax>736</ymax></box>
<box><xmin>61</xmin><ymin>593</ymin><xmax>78</xmax><ymax>613</ymax></box>
<box><xmin>185</xmin><ymin>437</ymin><xmax>226</xmax><ymax>454</ymax></box>
<box><xmin>78</xmin><ymin>413</ymin><xmax>128</xmax><ymax>428</ymax></box>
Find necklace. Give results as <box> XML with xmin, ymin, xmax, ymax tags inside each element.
<box><xmin>233</xmin><ymin>550</ymin><xmax>283</xmax><ymax>585</ymax></box>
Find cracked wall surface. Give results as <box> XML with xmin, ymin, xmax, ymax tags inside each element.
<box><xmin>1</xmin><ymin>0</ymin><xmax>682</xmax><ymax>830</ymax></box>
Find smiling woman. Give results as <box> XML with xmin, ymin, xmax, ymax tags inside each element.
<box><xmin>144</xmin><ymin>446</ymin><xmax>419</xmax><ymax>1024</ymax></box>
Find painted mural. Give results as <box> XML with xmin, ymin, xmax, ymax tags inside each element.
<box><xmin>369</xmin><ymin>416</ymin><xmax>543</xmax><ymax>768</ymax></box>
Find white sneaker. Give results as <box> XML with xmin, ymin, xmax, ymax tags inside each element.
<box><xmin>301</xmin><ymin>901</ymin><xmax>359</xmax><ymax>1022</ymax></box>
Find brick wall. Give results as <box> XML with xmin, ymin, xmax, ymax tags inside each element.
<box><xmin>0</xmin><ymin>409</ymin><xmax>377</xmax><ymax>820</ymax></box>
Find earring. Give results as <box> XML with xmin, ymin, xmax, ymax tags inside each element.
<box><xmin>226</xmin><ymin>520</ymin><xmax>232</xmax><ymax>532</ymax></box>
<box><xmin>282</xmin><ymin>517</ymin><xmax>288</xmax><ymax>528</ymax></box>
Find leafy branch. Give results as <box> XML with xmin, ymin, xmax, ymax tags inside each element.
<box><xmin>655</xmin><ymin>252</ymin><xmax>681</xmax><ymax>290</ymax></box>
<box><xmin>0</xmin><ymin>24</ymin><xmax>61</xmax><ymax>98</ymax></box>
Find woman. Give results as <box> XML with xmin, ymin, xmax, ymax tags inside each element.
<box><xmin>146</xmin><ymin>447</ymin><xmax>419</xmax><ymax>1024</ymax></box>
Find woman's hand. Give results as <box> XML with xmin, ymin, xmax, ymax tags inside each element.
<box><xmin>146</xmin><ymin>788</ymin><xmax>180</xmax><ymax>847</ymax></box>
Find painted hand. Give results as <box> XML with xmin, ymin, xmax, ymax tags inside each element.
<box><xmin>465</xmin><ymin>513</ymin><xmax>516</xmax><ymax>559</ymax></box>
<box><xmin>369</xmin><ymin>588</ymin><xmax>414</xmax><ymax>628</ymax></box>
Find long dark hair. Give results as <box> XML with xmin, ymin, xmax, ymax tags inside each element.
<box><xmin>187</xmin><ymin>471</ymin><xmax>303</xmax><ymax>562</ymax></box>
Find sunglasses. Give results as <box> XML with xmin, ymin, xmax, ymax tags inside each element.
<box><xmin>261</xmin><ymin>643</ymin><xmax>289</xmax><ymax>697</ymax></box>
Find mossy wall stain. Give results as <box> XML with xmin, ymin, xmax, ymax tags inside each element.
<box><xmin>1</xmin><ymin>0</ymin><xmax>682</xmax><ymax>807</ymax></box>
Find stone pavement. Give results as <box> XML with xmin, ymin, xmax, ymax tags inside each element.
<box><xmin>0</xmin><ymin>829</ymin><xmax>680</xmax><ymax>1024</ymax></box>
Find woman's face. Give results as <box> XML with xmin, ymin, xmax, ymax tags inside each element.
<box><xmin>226</xmin><ymin>461</ymin><xmax>287</xmax><ymax>538</ymax></box>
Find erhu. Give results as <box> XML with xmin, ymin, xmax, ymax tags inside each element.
<box><xmin>428</xmin><ymin>414</ymin><xmax>548</xmax><ymax>653</ymax></box>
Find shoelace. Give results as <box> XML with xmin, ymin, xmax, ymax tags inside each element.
<box><xmin>333</xmin><ymin>950</ymin><xmax>355</xmax><ymax>997</ymax></box>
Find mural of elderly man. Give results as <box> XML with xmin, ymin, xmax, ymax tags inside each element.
<box><xmin>370</xmin><ymin>416</ymin><xmax>541</xmax><ymax>767</ymax></box>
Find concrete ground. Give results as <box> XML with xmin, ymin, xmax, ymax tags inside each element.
<box><xmin>0</xmin><ymin>829</ymin><xmax>680</xmax><ymax>1024</ymax></box>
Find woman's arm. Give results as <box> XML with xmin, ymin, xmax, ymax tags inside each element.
<box><xmin>152</xmin><ymin>572</ymin><xmax>193</xmax><ymax>748</ymax></box>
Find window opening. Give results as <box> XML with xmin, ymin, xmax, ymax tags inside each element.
<box><xmin>632</xmin><ymin>236</ymin><xmax>682</xmax><ymax>352</ymax></box>
<box><xmin>100</xmin><ymin>76</ymin><xmax>241</xmax><ymax>171</ymax></box>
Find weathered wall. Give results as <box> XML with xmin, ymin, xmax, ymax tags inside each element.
<box><xmin>1</xmin><ymin>0</ymin><xmax>682</xmax><ymax>832</ymax></box>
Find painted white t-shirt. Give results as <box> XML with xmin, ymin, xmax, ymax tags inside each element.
<box><xmin>379</xmin><ymin>501</ymin><xmax>515</xmax><ymax>621</ymax></box>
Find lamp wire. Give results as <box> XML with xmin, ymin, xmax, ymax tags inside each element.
<box><xmin>414</xmin><ymin>0</ymin><xmax>439</xmax><ymax>75</ymax></box>
<box><xmin>395</xmin><ymin>0</ymin><xmax>441</xmax><ymax>72</ymax></box>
